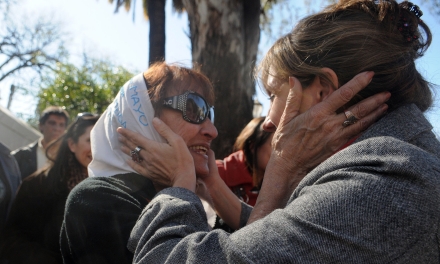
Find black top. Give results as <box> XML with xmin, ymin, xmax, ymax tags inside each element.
<box><xmin>11</xmin><ymin>141</ymin><xmax>38</xmax><ymax>181</ymax></box>
<box><xmin>60</xmin><ymin>173</ymin><xmax>157</xmax><ymax>264</ymax></box>
<box><xmin>0</xmin><ymin>142</ymin><xmax>21</xmax><ymax>233</ymax></box>
<box><xmin>0</xmin><ymin>171</ymin><xmax>68</xmax><ymax>264</ymax></box>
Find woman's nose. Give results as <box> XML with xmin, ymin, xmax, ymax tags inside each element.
<box><xmin>202</xmin><ymin>119</ymin><xmax>218</xmax><ymax>139</ymax></box>
<box><xmin>262</xmin><ymin>117</ymin><xmax>277</xmax><ymax>132</ymax></box>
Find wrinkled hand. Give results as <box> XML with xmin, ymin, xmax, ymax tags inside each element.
<box><xmin>194</xmin><ymin>150</ymin><xmax>220</xmax><ymax>207</ymax></box>
<box><xmin>272</xmin><ymin>72</ymin><xmax>389</xmax><ymax>189</ymax></box>
<box><xmin>248</xmin><ymin>72</ymin><xmax>390</xmax><ymax>224</ymax></box>
<box><xmin>117</xmin><ymin>118</ymin><xmax>196</xmax><ymax>191</ymax></box>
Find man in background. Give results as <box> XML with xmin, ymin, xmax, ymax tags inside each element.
<box><xmin>11</xmin><ymin>106</ymin><xmax>69</xmax><ymax>180</ymax></box>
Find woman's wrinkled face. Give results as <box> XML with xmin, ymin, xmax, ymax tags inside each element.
<box><xmin>159</xmin><ymin>88</ymin><xmax>218</xmax><ymax>177</ymax></box>
<box><xmin>262</xmin><ymin>74</ymin><xmax>290</xmax><ymax>132</ymax></box>
<box><xmin>68</xmin><ymin>125</ymin><xmax>94</xmax><ymax>171</ymax></box>
<box><xmin>262</xmin><ymin>68</ymin><xmax>335</xmax><ymax>132</ymax></box>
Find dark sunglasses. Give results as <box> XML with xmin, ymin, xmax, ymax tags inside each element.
<box><xmin>163</xmin><ymin>91</ymin><xmax>214</xmax><ymax>124</ymax></box>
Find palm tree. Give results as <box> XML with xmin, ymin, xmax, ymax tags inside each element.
<box><xmin>109</xmin><ymin>0</ymin><xmax>281</xmax><ymax>158</ymax></box>
<box><xmin>109</xmin><ymin>0</ymin><xmax>184</xmax><ymax>65</ymax></box>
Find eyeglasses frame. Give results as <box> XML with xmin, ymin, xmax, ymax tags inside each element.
<box><xmin>75</xmin><ymin>112</ymin><xmax>98</xmax><ymax>122</ymax></box>
<box><xmin>162</xmin><ymin>90</ymin><xmax>214</xmax><ymax>124</ymax></box>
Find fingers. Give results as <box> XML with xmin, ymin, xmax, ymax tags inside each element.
<box><xmin>117</xmin><ymin>127</ymin><xmax>155</xmax><ymax>150</ymax></box>
<box><xmin>345</xmin><ymin>91</ymin><xmax>390</xmax><ymax>120</ymax></box>
<box><xmin>342</xmin><ymin>92</ymin><xmax>390</xmax><ymax>134</ymax></box>
<box><xmin>347</xmin><ymin>104</ymin><xmax>388</xmax><ymax>134</ymax></box>
<box><xmin>207</xmin><ymin>150</ymin><xmax>218</xmax><ymax>175</ymax></box>
<box><xmin>207</xmin><ymin>150</ymin><xmax>216</xmax><ymax>167</ymax></box>
<box><xmin>279</xmin><ymin>77</ymin><xmax>303</xmax><ymax>128</ymax></box>
<box><xmin>152</xmin><ymin>118</ymin><xmax>177</xmax><ymax>146</ymax></box>
<box><xmin>324</xmin><ymin>71</ymin><xmax>374</xmax><ymax>112</ymax></box>
<box><xmin>126</xmin><ymin>158</ymin><xmax>148</xmax><ymax>175</ymax></box>
<box><xmin>117</xmin><ymin>128</ymin><xmax>160</xmax><ymax>167</ymax></box>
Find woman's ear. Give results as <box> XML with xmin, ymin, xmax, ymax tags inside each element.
<box><xmin>315</xmin><ymin>67</ymin><xmax>339</xmax><ymax>101</ymax></box>
<box><xmin>320</xmin><ymin>67</ymin><xmax>338</xmax><ymax>89</ymax></box>
<box><xmin>68</xmin><ymin>138</ymin><xmax>76</xmax><ymax>153</ymax></box>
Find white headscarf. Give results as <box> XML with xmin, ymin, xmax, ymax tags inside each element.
<box><xmin>88</xmin><ymin>72</ymin><xmax>165</xmax><ymax>177</ymax></box>
<box><xmin>88</xmin><ymin>71</ymin><xmax>217</xmax><ymax>228</ymax></box>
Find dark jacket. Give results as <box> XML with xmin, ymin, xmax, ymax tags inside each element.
<box><xmin>11</xmin><ymin>141</ymin><xmax>38</xmax><ymax>181</ymax></box>
<box><xmin>0</xmin><ymin>172</ymin><xmax>68</xmax><ymax>264</ymax></box>
<box><xmin>128</xmin><ymin>104</ymin><xmax>440</xmax><ymax>263</ymax></box>
<box><xmin>60</xmin><ymin>173</ymin><xmax>157</xmax><ymax>264</ymax></box>
<box><xmin>0</xmin><ymin>143</ymin><xmax>21</xmax><ymax>232</ymax></box>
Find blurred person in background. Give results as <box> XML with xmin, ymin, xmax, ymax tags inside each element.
<box><xmin>0</xmin><ymin>142</ymin><xmax>20</xmax><ymax>233</ymax></box>
<box><xmin>12</xmin><ymin>106</ymin><xmax>69</xmax><ymax>180</ymax></box>
<box><xmin>216</xmin><ymin>116</ymin><xmax>273</xmax><ymax>206</ymax></box>
<box><xmin>0</xmin><ymin>113</ymin><xmax>99</xmax><ymax>264</ymax></box>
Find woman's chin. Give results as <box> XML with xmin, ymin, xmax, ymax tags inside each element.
<box><xmin>194</xmin><ymin>164</ymin><xmax>209</xmax><ymax>178</ymax></box>
<box><xmin>191</xmin><ymin>152</ymin><xmax>209</xmax><ymax>176</ymax></box>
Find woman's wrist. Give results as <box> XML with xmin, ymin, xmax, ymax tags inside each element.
<box><xmin>172</xmin><ymin>168</ymin><xmax>197</xmax><ymax>192</ymax></box>
<box><xmin>201</xmin><ymin>170</ymin><xmax>219</xmax><ymax>189</ymax></box>
<box><xmin>267</xmin><ymin>153</ymin><xmax>308</xmax><ymax>193</ymax></box>
<box><xmin>247</xmin><ymin>153</ymin><xmax>307</xmax><ymax>225</ymax></box>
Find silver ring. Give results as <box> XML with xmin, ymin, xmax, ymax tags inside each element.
<box><xmin>342</xmin><ymin>111</ymin><xmax>359</xmax><ymax>127</ymax></box>
<box><xmin>130</xmin><ymin>146</ymin><xmax>143</xmax><ymax>163</ymax></box>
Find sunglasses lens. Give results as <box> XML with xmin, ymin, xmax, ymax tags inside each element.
<box><xmin>186</xmin><ymin>93</ymin><xmax>210</xmax><ymax>124</ymax></box>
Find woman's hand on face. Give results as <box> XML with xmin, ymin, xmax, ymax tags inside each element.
<box><xmin>193</xmin><ymin>150</ymin><xmax>219</xmax><ymax>199</ymax></box>
<box><xmin>248</xmin><ymin>72</ymin><xmax>390</xmax><ymax>225</ymax></box>
<box><xmin>117</xmin><ymin>118</ymin><xmax>197</xmax><ymax>192</ymax></box>
<box><xmin>271</xmin><ymin>71</ymin><xmax>390</xmax><ymax>190</ymax></box>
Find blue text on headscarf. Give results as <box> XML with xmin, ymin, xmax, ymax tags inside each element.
<box><xmin>113</xmin><ymin>100</ymin><xmax>126</xmax><ymax>128</ymax></box>
<box><xmin>129</xmin><ymin>83</ymin><xmax>149</xmax><ymax>126</ymax></box>
<box><xmin>110</xmin><ymin>86</ymin><xmax>127</xmax><ymax>128</ymax></box>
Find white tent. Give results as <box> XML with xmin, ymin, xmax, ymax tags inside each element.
<box><xmin>0</xmin><ymin>105</ymin><xmax>41</xmax><ymax>151</ymax></box>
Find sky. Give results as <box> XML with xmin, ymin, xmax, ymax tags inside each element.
<box><xmin>1</xmin><ymin>0</ymin><xmax>440</xmax><ymax>135</ymax></box>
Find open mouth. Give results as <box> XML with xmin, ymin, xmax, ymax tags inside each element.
<box><xmin>189</xmin><ymin>145</ymin><xmax>208</xmax><ymax>155</ymax></box>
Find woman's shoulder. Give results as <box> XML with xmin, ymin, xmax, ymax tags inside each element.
<box><xmin>66</xmin><ymin>172</ymin><xmax>156</xmax><ymax>209</ymax></box>
<box><xmin>69</xmin><ymin>173</ymin><xmax>137</xmax><ymax>196</ymax></box>
<box><xmin>294</xmin><ymin>135</ymin><xmax>440</xmax><ymax>207</ymax></box>
<box><xmin>17</xmin><ymin>170</ymin><xmax>51</xmax><ymax>197</ymax></box>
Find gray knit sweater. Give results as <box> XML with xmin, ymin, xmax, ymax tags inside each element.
<box><xmin>128</xmin><ymin>104</ymin><xmax>440</xmax><ymax>263</ymax></box>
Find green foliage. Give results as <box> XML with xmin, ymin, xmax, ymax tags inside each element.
<box><xmin>37</xmin><ymin>59</ymin><xmax>135</xmax><ymax>118</ymax></box>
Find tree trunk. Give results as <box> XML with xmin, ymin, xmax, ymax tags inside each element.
<box><xmin>183</xmin><ymin>0</ymin><xmax>261</xmax><ymax>159</ymax></box>
<box><xmin>148</xmin><ymin>0</ymin><xmax>166</xmax><ymax>65</ymax></box>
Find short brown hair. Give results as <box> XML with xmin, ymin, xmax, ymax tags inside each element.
<box><xmin>257</xmin><ymin>0</ymin><xmax>433</xmax><ymax>112</ymax></box>
<box><xmin>143</xmin><ymin>62</ymin><xmax>215</xmax><ymax>116</ymax></box>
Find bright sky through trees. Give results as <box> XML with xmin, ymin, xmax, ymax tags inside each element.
<box><xmin>1</xmin><ymin>0</ymin><xmax>439</xmax><ymax>135</ymax></box>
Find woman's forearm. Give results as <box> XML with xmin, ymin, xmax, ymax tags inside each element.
<box><xmin>203</xmin><ymin>174</ymin><xmax>243</xmax><ymax>230</ymax></box>
<box><xmin>247</xmin><ymin>154</ymin><xmax>306</xmax><ymax>225</ymax></box>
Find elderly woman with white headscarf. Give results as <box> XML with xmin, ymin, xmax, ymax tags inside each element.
<box><xmin>60</xmin><ymin>62</ymin><xmax>218</xmax><ymax>264</ymax></box>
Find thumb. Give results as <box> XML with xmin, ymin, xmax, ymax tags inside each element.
<box><xmin>207</xmin><ymin>149</ymin><xmax>217</xmax><ymax>171</ymax></box>
<box><xmin>279</xmin><ymin>76</ymin><xmax>303</xmax><ymax>127</ymax></box>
